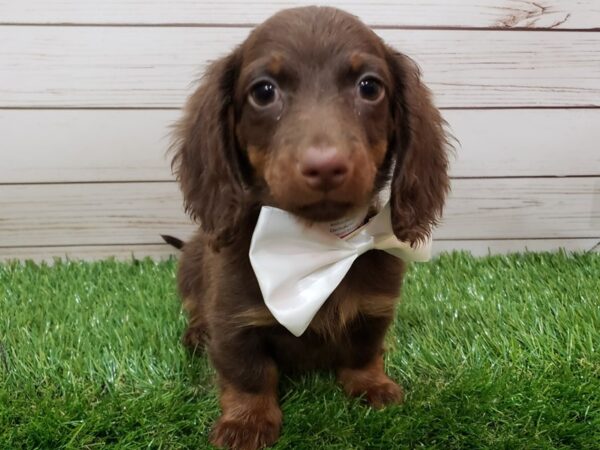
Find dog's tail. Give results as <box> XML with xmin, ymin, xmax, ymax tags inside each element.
<box><xmin>161</xmin><ymin>234</ymin><xmax>185</xmax><ymax>250</ymax></box>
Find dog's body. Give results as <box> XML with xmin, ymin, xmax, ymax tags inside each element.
<box><xmin>171</xmin><ymin>7</ymin><xmax>449</xmax><ymax>449</ymax></box>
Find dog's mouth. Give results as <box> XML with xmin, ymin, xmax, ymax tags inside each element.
<box><xmin>294</xmin><ymin>200</ymin><xmax>354</xmax><ymax>222</ymax></box>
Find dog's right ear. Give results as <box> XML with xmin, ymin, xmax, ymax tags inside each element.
<box><xmin>170</xmin><ymin>48</ymin><xmax>245</xmax><ymax>248</ymax></box>
<box><xmin>385</xmin><ymin>50</ymin><xmax>450</xmax><ymax>246</ymax></box>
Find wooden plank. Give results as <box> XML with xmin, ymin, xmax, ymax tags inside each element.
<box><xmin>1</xmin><ymin>1</ymin><xmax>597</xmax><ymax>29</ymax></box>
<box><xmin>441</xmin><ymin>178</ymin><xmax>600</xmax><ymax>240</ymax></box>
<box><xmin>0</xmin><ymin>182</ymin><xmax>197</xmax><ymax>247</ymax></box>
<box><xmin>2</xmin><ymin>27</ymin><xmax>599</xmax><ymax>108</ymax></box>
<box><xmin>2</xmin><ymin>239</ymin><xmax>597</xmax><ymax>263</ymax></box>
<box><xmin>433</xmin><ymin>239</ymin><xmax>599</xmax><ymax>256</ymax></box>
<box><xmin>3</xmin><ymin>109</ymin><xmax>599</xmax><ymax>183</ymax></box>
<box><xmin>445</xmin><ymin>109</ymin><xmax>600</xmax><ymax>177</ymax></box>
<box><xmin>0</xmin><ymin>110</ymin><xmax>177</xmax><ymax>182</ymax></box>
<box><xmin>0</xmin><ymin>178</ymin><xmax>597</xmax><ymax>247</ymax></box>
<box><xmin>0</xmin><ymin>244</ymin><xmax>178</xmax><ymax>263</ymax></box>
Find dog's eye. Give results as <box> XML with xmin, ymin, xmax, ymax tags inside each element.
<box><xmin>249</xmin><ymin>81</ymin><xmax>279</xmax><ymax>108</ymax></box>
<box><xmin>357</xmin><ymin>76</ymin><xmax>384</xmax><ymax>102</ymax></box>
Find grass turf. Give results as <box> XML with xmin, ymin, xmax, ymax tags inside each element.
<box><xmin>1</xmin><ymin>252</ymin><xmax>599</xmax><ymax>449</ymax></box>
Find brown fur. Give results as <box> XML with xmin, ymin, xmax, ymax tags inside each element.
<box><xmin>212</xmin><ymin>366</ymin><xmax>281</xmax><ymax>450</ymax></box>
<box><xmin>170</xmin><ymin>6</ymin><xmax>449</xmax><ymax>449</ymax></box>
<box><xmin>337</xmin><ymin>351</ymin><xmax>404</xmax><ymax>408</ymax></box>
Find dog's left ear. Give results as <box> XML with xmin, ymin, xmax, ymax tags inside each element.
<box><xmin>170</xmin><ymin>48</ymin><xmax>248</xmax><ymax>249</ymax></box>
<box><xmin>385</xmin><ymin>49</ymin><xmax>450</xmax><ymax>245</ymax></box>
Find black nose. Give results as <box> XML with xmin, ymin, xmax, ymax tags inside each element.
<box><xmin>299</xmin><ymin>146</ymin><xmax>350</xmax><ymax>191</ymax></box>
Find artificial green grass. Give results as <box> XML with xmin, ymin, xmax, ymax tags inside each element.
<box><xmin>1</xmin><ymin>252</ymin><xmax>599</xmax><ymax>449</ymax></box>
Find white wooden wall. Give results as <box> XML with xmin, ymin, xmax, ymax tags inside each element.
<box><xmin>1</xmin><ymin>1</ymin><xmax>599</xmax><ymax>261</ymax></box>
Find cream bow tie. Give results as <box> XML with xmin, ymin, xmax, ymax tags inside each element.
<box><xmin>249</xmin><ymin>203</ymin><xmax>432</xmax><ymax>337</ymax></box>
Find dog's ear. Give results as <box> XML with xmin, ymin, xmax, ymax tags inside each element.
<box><xmin>171</xmin><ymin>49</ymin><xmax>247</xmax><ymax>248</ymax></box>
<box><xmin>386</xmin><ymin>49</ymin><xmax>450</xmax><ymax>245</ymax></box>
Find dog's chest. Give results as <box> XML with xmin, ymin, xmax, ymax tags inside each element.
<box><xmin>307</xmin><ymin>250</ymin><xmax>404</xmax><ymax>338</ymax></box>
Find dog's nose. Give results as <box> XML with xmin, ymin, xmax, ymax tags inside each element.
<box><xmin>299</xmin><ymin>146</ymin><xmax>349</xmax><ymax>191</ymax></box>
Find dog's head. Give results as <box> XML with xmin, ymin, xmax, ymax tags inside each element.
<box><xmin>172</xmin><ymin>7</ymin><xmax>449</xmax><ymax>248</ymax></box>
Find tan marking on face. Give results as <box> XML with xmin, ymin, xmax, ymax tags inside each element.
<box><xmin>268</xmin><ymin>52</ymin><xmax>283</xmax><ymax>75</ymax></box>
<box><xmin>248</xmin><ymin>145</ymin><xmax>269</xmax><ymax>178</ymax></box>
<box><xmin>372</xmin><ymin>140</ymin><xmax>388</xmax><ymax>166</ymax></box>
<box><xmin>350</xmin><ymin>52</ymin><xmax>364</xmax><ymax>72</ymax></box>
<box><xmin>265</xmin><ymin>146</ymin><xmax>323</xmax><ymax>210</ymax></box>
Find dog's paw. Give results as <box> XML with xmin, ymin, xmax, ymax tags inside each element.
<box><xmin>363</xmin><ymin>379</ymin><xmax>404</xmax><ymax>409</ymax></box>
<box><xmin>338</xmin><ymin>359</ymin><xmax>405</xmax><ymax>409</ymax></box>
<box><xmin>210</xmin><ymin>416</ymin><xmax>280</xmax><ymax>450</ymax></box>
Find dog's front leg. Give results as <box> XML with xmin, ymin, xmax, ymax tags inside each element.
<box><xmin>209</xmin><ymin>329</ymin><xmax>281</xmax><ymax>450</ymax></box>
<box><xmin>337</xmin><ymin>315</ymin><xmax>404</xmax><ymax>408</ymax></box>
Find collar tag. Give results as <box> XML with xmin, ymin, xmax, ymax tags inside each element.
<box><xmin>326</xmin><ymin>207</ymin><xmax>369</xmax><ymax>239</ymax></box>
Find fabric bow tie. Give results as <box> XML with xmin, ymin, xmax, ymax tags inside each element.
<box><xmin>249</xmin><ymin>203</ymin><xmax>432</xmax><ymax>337</ymax></box>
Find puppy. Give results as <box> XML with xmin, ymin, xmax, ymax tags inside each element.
<box><xmin>170</xmin><ymin>6</ymin><xmax>449</xmax><ymax>449</ymax></box>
